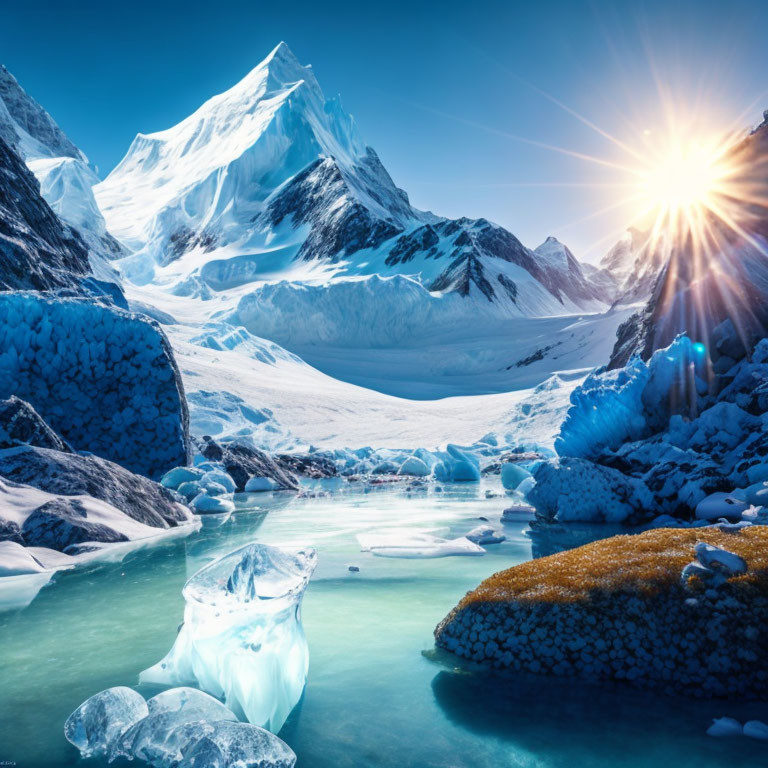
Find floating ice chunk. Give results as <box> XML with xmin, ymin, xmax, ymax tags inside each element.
<box><xmin>695</xmin><ymin>492</ymin><xmax>749</xmax><ymax>521</ymax></box>
<box><xmin>161</xmin><ymin>467</ymin><xmax>205</xmax><ymax>490</ymax></box>
<box><xmin>64</xmin><ymin>686</ymin><xmax>148</xmax><ymax>758</ymax></box>
<box><xmin>398</xmin><ymin>456</ymin><xmax>430</xmax><ymax>477</ymax></box>
<box><xmin>201</xmin><ymin>470</ymin><xmax>236</xmax><ymax>494</ymax></box>
<box><xmin>500</xmin><ymin>462</ymin><xmax>531</xmax><ymax>491</ymax></box>
<box><xmin>141</xmin><ymin>543</ymin><xmax>317</xmax><ymax>732</ymax></box>
<box><xmin>694</xmin><ymin>542</ymin><xmax>747</xmax><ymax>575</ymax></box>
<box><xmin>445</xmin><ymin>445</ymin><xmax>480</xmax><ymax>482</ymax></box>
<box><xmin>176</xmin><ymin>481</ymin><xmax>203</xmax><ymax>501</ymax></box>
<box><xmin>500</xmin><ymin>504</ymin><xmax>535</xmax><ymax>523</ymax></box>
<box><xmin>191</xmin><ymin>493</ymin><xmax>236</xmax><ymax>514</ymax></box>
<box><xmin>465</xmin><ymin>525</ymin><xmax>506</xmax><ymax>545</ymax></box>
<box><xmin>245</xmin><ymin>476</ymin><xmax>278</xmax><ymax>492</ymax></box>
<box><xmin>357</xmin><ymin>528</ymin><xmax>485</xmax><ymax>558</ymax></box>
<box><xmin>147</xmin><ymin>687</ymin><xmax>237</xmax><ymax>720</ymax></box>
<box><xmin>0</xmin><ymin>541</ymin><xmax>47</xmax><ymax>576</ymax></box>
<box><xmin>176</xmin><ymin>720</ymin><xmax>296</xmax><ymax>768</ymax></box>
<box><xmin>707</xmin><ymin>717</ymin><xmax>743</xmax><ymax>737</ymax></box>
<box><xmin>744</xmin><ymin>720</ymin><xmax>768</xmax><ymax>740</ymax></box>
<box><xmin>110</xmin><ymin>688</ymin><xmax>238</xmax><ymax>766</ymax></box>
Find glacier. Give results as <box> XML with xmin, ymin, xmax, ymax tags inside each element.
<box><xmin>141</xmin><ymin>542</ymin><xmax>317</xmax><ymax>733</ymax></box>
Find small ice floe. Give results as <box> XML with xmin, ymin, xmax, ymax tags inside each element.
<box><xmin>707</xmin><ymin>717</ymin><xmax>743</xmax><ymax>737</ymax></box>
<box><xmin>501</xmin><ymin>504</ymin><xmax>535</xmax><ymax>523</ymax></box>
<box><xmin>357</xmin><ymin>529</ymin><xmax>485</xmax><ymax>558</ymax></box>
<box><xmin>500</xmin><ymin>462</ymin><xmax>532</xmax><ymax>491</ymax></box>
<box><xmin>743</xmin><ymin>720</ymin><xmax>768</xmax><ymax>740</ymax></box>
<box><xmin>695</xmin><ymin>492</ymin><xmax>749</xmax><ymax>521</ymax></box>
<box><xmin>244</xmin><ymin>476</ymin><xmax>278</xmax><ymax>492</ymax></box>
<box><xmin>191</xmin><ymin>492</ymin><xmax>236</xmax><ymax>514</ymax></box>
<box><xmin>465</xmin><ymin>525</ymin><xmax>506</xmax><ymax>545</ymax></box>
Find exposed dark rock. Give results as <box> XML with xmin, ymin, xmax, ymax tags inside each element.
<box><xmin>0</xmin><ymin>518</ymin><xmax>23</xmax><ymax>545</ymax></box>
<box><xmin>0</xmin><ymin>445</ymin><xmax>191</xmax><ymax>529</ymax></box>
<box><xmin>266</xmin><ymin>154</ymin><xmax>405</xmax><ymax>264</ymax></box>
<box><xmin>274</xmin><ymin>452</ymin><xmax>337</xmax><ymax>478</ymax></box>
<box><xmin>201</xmin><ymin>438</ymin><xmax>300</xmax><ymax>491</ymax></box>
<box><xmin>0</xmin><ymin>135</ymin><xmax>91</xmax><ymax>292</ymax></box>
<box><xmin>21</xmin><ymin>498</ymin><xmax>128</xmax><ymax>551</ymax></box>
<box><xmin>0</xmin><ymin>396</ymin><xmax>71</xmax><ymax>452</ymax></box>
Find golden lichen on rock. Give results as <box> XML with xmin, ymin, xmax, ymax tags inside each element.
<box><xmin>458</xmin><ymin>526</ymin><xmax>768</xmax><ymax>607</ymax></box>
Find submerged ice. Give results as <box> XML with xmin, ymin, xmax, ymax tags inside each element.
<box><xmin>141</xmin><ymin>543</ymin><xmax>317</xmax><ymax>733</ymax></box>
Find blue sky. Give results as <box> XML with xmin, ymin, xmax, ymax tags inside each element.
<box><xmin>3</xmin><ymin>0</ymin><xmax>768</xmax><ymax>260</ymax></box>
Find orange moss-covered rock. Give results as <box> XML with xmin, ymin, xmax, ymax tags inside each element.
<box><xmin>435</xmin><ymin>527</ymin><xmax>768</xmax><ymax>698</ymax></box>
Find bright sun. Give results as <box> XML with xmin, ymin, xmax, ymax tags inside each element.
<box><xmin>637</xmin><ymin>139</ymin><xmax>727</xmax><ymax>218</ymax></box>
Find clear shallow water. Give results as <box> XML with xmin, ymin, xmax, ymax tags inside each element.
<box><xmin>1</xmin><ymin>483</ymin><xmax>767</xmax><ymax>768</ymax></box>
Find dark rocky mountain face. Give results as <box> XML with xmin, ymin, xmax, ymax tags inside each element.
<box><xmin>608</xmin><ymin>116</ymin><xmax>768</xmax><ymax>370</ymax></box>
<box><xmin>0</xmin><ymin>135</ymin><xmax>91</xmax><ymax>291</ymax></box>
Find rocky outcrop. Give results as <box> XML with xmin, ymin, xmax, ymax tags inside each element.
<box><xmin>435</xmin><ymin>527</ymin><xmax>768</xmax><ymax>698</ymax></box>
<box><xmin>21</xmin><ymin>498</ymin><xmax>129</xmax><ymax>550</ymax></box>
<box><xmin>0</xmin><ymin>445</ymin><xmax>191</xmax><ymax>529</ymax></box>
<box><xmin>200</xmin><ymin>437</ymin><xmax>300</xmax><ymax>491</ymax></box>
<box><xmin>0</xmin><ymin>135</ymin><xmax>91</xmax><ymax>291</ymax></box>
<box><xmin>0</xmin><ymin>292</ymin><xmax>190</xmax><ymax>478</ymax></box>
<box><xmin>274</xmin><ymin>452</ymin><xmax>337</xmax><ymax>478</ymax></box>
<box><xmin>0</xmin><ymin>396</ymin><xmax>71</xmax><ymax>452</ymax></box>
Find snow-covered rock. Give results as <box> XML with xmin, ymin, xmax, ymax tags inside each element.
<box><xmin>0</xmin><ymin>446</ymin><xmax>192</xmax><ymax>531</ymax></box>
<box><xmin>0</xmin><ymin>396</ymin><xmax>71</xmax><ymax>452</ymax></box>
<box><xmin>0</xmin><ymin>292</ymin><xmax>190</xmax><ymax>478</ymax></box>
<box><xmin>141</xmin><ymin>543</ymin><xmax>316</xmax><ymax>732</ymax></box>
<box><xmin>200</xmin><ymin>437</ymin><xmax>299</xmax><ymax>492</ymax></box>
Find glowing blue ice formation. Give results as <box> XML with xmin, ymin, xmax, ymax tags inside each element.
<box><xmin>141</xmin><ymin>543</ymin><xmax>317</xmax><ymax>732</ymax></box>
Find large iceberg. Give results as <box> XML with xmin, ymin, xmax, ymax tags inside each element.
<box><xmin>141</xmin><ymin>543</ymin><xmax>317</xmax><ymax>732</ymax></box>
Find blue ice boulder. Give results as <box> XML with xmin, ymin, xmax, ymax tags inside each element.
<box><xmin>0</xmin><ymin>293</ymin><xmax>190</xmax><ymax>478</ymax></box>
<box><xmin>500</xmin><ymin>462</ymin><xmax>531</xmax><ymax>490</ymax></box>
